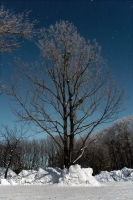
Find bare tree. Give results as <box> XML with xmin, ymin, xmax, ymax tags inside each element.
<box><xmin>0</xmin><ymin>124</ymin><xmax>28</xmax><ymax>178</ymax></box>
<box><xmin>21</xmin><ymin>139</ymin><xmax>47</xmax><ymax>170</ymax></box>
<box><xmin>0</xmin><ymin>5</ymin><xmax>37</xmax><ymax>113</ymax></box>
<box><xmin>10</xmin><ymin>21</ymin><xmax>125</xmax><ymax>168</ymax></box>
<box><xmin>44</xmin><ymin>136</ymin><xmax>63</xmax><ymax>168</ymax></box>
<box><xmin>104</xmin><ymin>116</ymin><xmax>133</xmax><ymax>170</ymax></box>
<box><xmin>0</xmin><ymin>5</ymin><xmax>37</xmax><ymax>53</ymax></box>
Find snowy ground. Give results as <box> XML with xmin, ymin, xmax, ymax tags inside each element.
<box><xmin>0</xmin><ymin>165</ymin><xmax>133</xmax><ymax>199</ymax></box>
<box><xmin>0</xmin><ymin>182</ymin><xmax>133</xmax><ymax>200</ymax></box>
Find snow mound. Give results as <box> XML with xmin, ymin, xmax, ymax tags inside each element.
<box><xmin>0</xmin><ymin>165</ymin><xmax>133</xmax><ymax>186</ymax></box>
<box><xmin>58</xmin><ymin>164</ymin><xmax>101</xmax><ymax>186</ymax></box>
<box><xmin>0</xmin><ymin>165</ymin><xmax>100</xmax><ymax>186</ymax></box>
<box><xmin>3</xmin><ymin>165</ymin><xmax>133</xmax><ymax>186</ymax></box>
<box><xmin>95</xmin><ymin>167</ymin><xmax>133</xmax><ymax>182</ymax></box>
<box><xmin>0</xmin><ymin>178</ymin><xmax>11</xmax><ymax>185</ymax></box>
<box><xmin>18</xmin><ymin>167</ymin><xmax>62</xmax><ymax>185</ymax></box>
<box><xmin>0</xmin><ymin>168</ymin><xmax>18</xmax><ymax>185</ymax></box>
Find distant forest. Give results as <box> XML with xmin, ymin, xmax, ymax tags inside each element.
<box><xmin>0</xmin><ymin>116</ymin><xmax>133</xmax><ymax>176</ymax></box>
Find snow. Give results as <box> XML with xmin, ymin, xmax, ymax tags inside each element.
<box><xmin>0</xmin><ymin>182</ymin><xmax>133</xmax><ymax>200</ymax></box>
<box><xmin>1</xmin><ymin>165</ymin><xmax>133</xmax><ymax>186</ymax></box>
<box><xmin>0</xmin><ymin>164</ymin><xmax>100</xmax><ymax>186</ymax></box>
<box><xmin>18</xmin><ymin>167</ymin><xmax>61</xmax><ymax>185</ymax></box>
<box><xmin>95</xmin><ymin>167</ymin><xmax>133</xmax><ymax>182</ymax></box>
<box><xmin>0</xmin><ymin>165</ymin><xmax>133</xmax><ymax>199</ymax></box>
<box><xmin>0</xmin><ymin>179</ymin><xmax>10</xmax><ymax>185</ymax></box>
<box><xmin>59</xmin><ymin>164</ymin><xmax>100</xmax><ymax>186</ymax></box>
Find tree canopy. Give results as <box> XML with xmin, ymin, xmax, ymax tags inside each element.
<box><xmin>0</xmin><ymin>5</ymin><xmax>37</xmax><ymax>53</ymax></box>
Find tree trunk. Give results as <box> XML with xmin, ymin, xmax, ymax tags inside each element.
<box><xmin>4</xmin><ymin>167</ymin><xmax>8</xmax><ymax>179</ymax></box>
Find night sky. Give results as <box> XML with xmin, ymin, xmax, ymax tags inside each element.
<box><xmin>0</xmin><ymin>0</ymin><xmax>132</xmax><ymax>131</ymax></box>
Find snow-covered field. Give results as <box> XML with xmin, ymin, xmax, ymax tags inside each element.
<box><xmin>0</xmin><ymin>165</ymin><xmax>133</xmax><ymax>199</ymax></box>
<box><xmin>0</xmin><ymin>182</ymin><xmax>133</xmax><ymax>200</ymax></box>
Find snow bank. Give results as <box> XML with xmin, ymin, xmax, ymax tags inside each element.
<box><xmin>95</xmin><ymin>167</ymin><xmax>133</xmax><ymax>182</ymax></box>
<box><xmin>0</xmin><ymin>168</ymin><xmax>18</xmax><ymax>185</ymax></box>
<box><xmin>0</xmin><ymin>178</ymin><xmax>11</xmax><ymax>185</ymax></box>
<box><xmin>59</xmin><ymin>164</ymin><xmax>100</xmax><ymax>186</ymax></box>
<box><xmin>18</xmin><ymin>167</ymin><xmax>61</xmax><ymax>185</ymax></box>
<box><xmin>0</xmin><ymin>165</ymin><xmax>100</xmax><ymax>186</ymax></box>
<box><xmin>1</xmin><ymin>165</ymin><xmax>133</xmax><ymax>186</ymax></box>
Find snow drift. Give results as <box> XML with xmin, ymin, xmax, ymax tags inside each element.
<box><xmin>95</xmin><ymin>167</ymin><xmax>133</xmax><ymax>182</ymax></box>
<box><xmin>1</xmin><ymin>165</ymin><xmax>133</xmax><ymax>186</ymax></box>
<box><xmin>58</xmin><ymin>164</ymin><xmax>100</xmax><ymax>186</ymax></box>
<box><xmin>0</xmin><ymin>164</ymin><xmax>100</xmax><ymax>186</ymax></box>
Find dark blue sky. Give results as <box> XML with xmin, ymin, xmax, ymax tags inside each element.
<box><xmin>0</xmin><ymin>0</ymin><xmax>132</xmax><ymax>130</ymax></box>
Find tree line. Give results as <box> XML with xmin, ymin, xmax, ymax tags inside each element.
<box><xmin>78</xmin><ymin>116</ymin><xmax>133</xmax><ymax>175</ymax></box>
<box><xmin>0</xmin><ymin>116</ymin><xmax>133</xmax><ymax>177</ymax></box>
